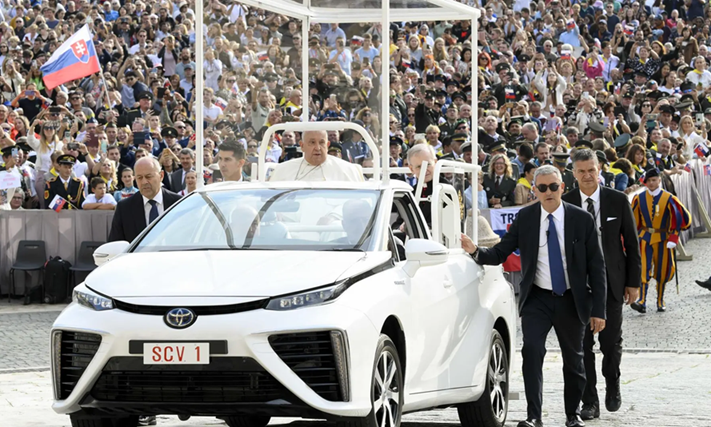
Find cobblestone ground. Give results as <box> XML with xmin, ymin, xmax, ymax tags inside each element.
<box><xmin>1</xmin><ymin>238</ymin><xmax>711</xmax><ymax>425</ymax></box>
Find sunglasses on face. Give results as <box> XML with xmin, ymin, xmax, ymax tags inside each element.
<box><xmin>536</xmin><ymin>183</ymin><xmax>561</xmax><ymax>193</ymax></box>
<box><xmin>248</xmin><ymin>144</ymin><xmax>257</xmax><ymax>148</ymax></box>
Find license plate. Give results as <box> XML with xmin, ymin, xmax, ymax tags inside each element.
<box><xmin>143</xmin><ymin>343</ymin><xmax>210</xmax><ymax>364</ymax></box>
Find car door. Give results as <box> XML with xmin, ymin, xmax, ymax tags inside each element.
<box><xmin>392</xmin><ymin>192</ymin><xmax>459</xmax><ymax>395</ymax></box>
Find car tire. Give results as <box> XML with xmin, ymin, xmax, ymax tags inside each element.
<box><xmin>223</xmin><ymin>415</ymin><xmax>271</xmax><ymax>427</ymax></box>
<box><xmin>69</xmin><ymin>414</ymin><xmax>139</xmax><ymax>427</ymax></box>
<box><xmin>457</xmin><ymin>330</ymin><xmax>509</xmax><ymax>427</ymax></box>
<box><xmin>339</xmin><ymin>334</ymin><xmax>404</xmax><ymax>427</ymax></box>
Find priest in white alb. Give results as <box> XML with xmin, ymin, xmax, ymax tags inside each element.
<box><xmin>269</xmin><ymin>130</ymin><xmax>364</xmax><ymax>182</ymax></box>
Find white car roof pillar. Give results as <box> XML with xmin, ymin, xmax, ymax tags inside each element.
<box><xmin>471</xmin><ymin>16</ymin><xmax>479</xmax><ymax>244</ymax></box>
<box><xmin>301</xmin><ymin>3</ymin><xmax>310</xmax><ymax>122</ymax></box>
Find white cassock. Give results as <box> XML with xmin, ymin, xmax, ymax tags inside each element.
<box><xmin>269</xmin><ymin>156</ymin><xmax>364</xmax><ymax>182</ymax></box>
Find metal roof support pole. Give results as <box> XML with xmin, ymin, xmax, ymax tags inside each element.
<box><xmin>380</xmin><ymin>0</ymin><xmax>391</xmax><ymax>182</ymax></box>
<box><xmin>195</xmin><ymin>0</ymin><xmax>204</xmax><ymax>188</ymax></box>
<box><xmin>301</xmin><ymin>1</ymin><xmax>310</xmax><ymax>121</ymax></box>
<box><xmin>471</xmin><ymin>16</ymin><xmax>478</xmax><ymax>243</ymax></box>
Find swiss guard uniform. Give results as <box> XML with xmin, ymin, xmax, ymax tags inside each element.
<box><xmin>44</xmin><ymin>155</ymin><xmax>85</xmax><ymax>210</ymax></box>
<box><xmin>630</xmin><ymin>169</ymin><xmax>691</xmax><ymax>312</ymax></box>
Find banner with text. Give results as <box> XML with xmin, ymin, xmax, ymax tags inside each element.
<box><xmin>489</xmin><ymin>207</ymin><xmax>522</xmax><ymax>272</ymax></box>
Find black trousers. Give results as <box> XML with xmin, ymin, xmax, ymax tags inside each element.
<box><xmin>521</xmin><ymin>286</ymin><xmax>587</xmax><ymax>419</ymax></box>
<box><xmin>582</xmin><ymin>295</ymin><xmax>623</xmax><ymax>405</ymax></box>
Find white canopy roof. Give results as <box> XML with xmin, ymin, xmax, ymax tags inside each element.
<box><xmin>235</xmin><ymin>0</ymin><xmax>481</xmax><ymax>23</ymax></box>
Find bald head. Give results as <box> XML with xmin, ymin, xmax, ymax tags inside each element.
<box><xmin>134</xmin><ymin>157</ymin><xmax>163</xmax><ymax>199</ymax></box>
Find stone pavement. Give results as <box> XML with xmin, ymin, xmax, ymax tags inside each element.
<box><xmin>1</xmin><ymin>353</ymin><xmax>710</xmax><ymax>427</ymax></box>
<box><xmin>1</xmin><ymin>238</ymin><xmax>711</xmax><ymax>425</ymax></box>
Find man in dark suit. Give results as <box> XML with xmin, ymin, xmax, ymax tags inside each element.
<box><xmin>461</xmin><ymin>165</ymin><xmax>607</xmax><ymax>427</ymax></box>
<box><xmin>109</xmin><ymin>157</ymin><xmax>182</xmax><ymax>242</ymax></box>
<box><xmin>170</xmin><ymin>148</ymin><xmax>195</xmax><ymax>193</ymax></box>
<box><xmin>563</xmin><ymin>149</ymin><xmax>641</xmax><ymax>420</ymax></box>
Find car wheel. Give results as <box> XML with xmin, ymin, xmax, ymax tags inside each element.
<box><xmin>339</xmin><ymin>334</ymin><xmax>404</xmax><ymax>427</ymax></box>
<box><xmin>457</xmin><ymin>330</ymin><xmax>509</xmax><ymax>427</ymax></box>
<box><xmin>223</xmin><ymin>415</ymin><xmax>271</xmax><ymax>427</ymax></box>
<box><xmin>70</xmin><ymin>414</ymin><xmax>139</xmax><ymax>427</ymax></box>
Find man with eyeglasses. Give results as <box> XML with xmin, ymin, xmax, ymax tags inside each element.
<box><xmin>463</xmin><ymin>165</ymin><xmax>606</xmax><ymax>427</ymax></box>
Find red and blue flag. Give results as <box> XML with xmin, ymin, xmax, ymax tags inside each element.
<box><xmin>40</xmin><ymin>25</ymin><xmax>101</xmax><ymax>90</ymax></box>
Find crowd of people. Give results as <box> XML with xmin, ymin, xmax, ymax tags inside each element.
<box><xmin>1</xmin><ymin>0</ymin><xmax>710</xmax><ymax>213</ymax></box>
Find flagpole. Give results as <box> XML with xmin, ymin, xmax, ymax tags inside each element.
<box><xmin>89</xmin><ymin>26</ymin><xmax>114</xmax><ymax>119</ymax></box>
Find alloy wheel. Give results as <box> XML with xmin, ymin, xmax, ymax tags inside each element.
<box><xmin>488</xmin><ymin>339</ymin><xmax>508</xmax><ymax>423</ymax></box>
<box><xmin>373</xmin><ymin>350</ymin><xmax>400</xmax><ymax>427</ymax></box>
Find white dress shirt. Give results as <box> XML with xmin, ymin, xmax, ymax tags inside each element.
<box><xmin>580</xmin><ymin>187</ymin><xmax>602</xmax><ymax>245</ymax></box>
<box><xmin>143</xmin><ymin>190</ymin><xmax>164</xmax><ymax>226</ymax></box>
<box><xmin>535</xmin><ymin>203</ymin><xmax>571</xmax><ymax>291</ymax></box>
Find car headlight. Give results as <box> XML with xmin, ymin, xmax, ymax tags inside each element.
<box><xmin>73</xmin><ymin>288</ymin><xmax>114</xmax><ymax>311</ymax></box>
<box><xmin>266</xmin><ymin>282</ymin><xmax>348</xmax><ymax>311</ymax></box>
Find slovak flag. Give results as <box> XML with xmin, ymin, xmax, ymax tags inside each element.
<box><xmin>214</xmin><ymin>97</ymin><xmax>228</xmax><ymax>110</ymax></box>
<box><xmin>48</xmin><ymin>195</ymin><xmax>67</xmax><ymax>212</ymax></box>
<box><xmin>694</xmin><ymin>142</ymin><xmax>710</xmax><ymax>158</ymax></box>
<box><xmin>704</xmin><ymin>164</ymin><xmax>711</xmax><ymax>176</ymax></box>
<box><xmin>40</xmin><ymin>25</ymin><xmax>101</xmax><ymax>90</ymax></box>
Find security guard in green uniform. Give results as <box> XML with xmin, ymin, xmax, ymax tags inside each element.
<box><xmin>552</xmin><ymin>152</ymin><xmax>576</xmax><ymax>193</ymax></box>
<box><xmin>44</xmin><ymin>154</ymin><xmax>85</xmax><ymax>210</ymax></box>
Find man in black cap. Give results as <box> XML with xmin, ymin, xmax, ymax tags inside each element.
<box><xmin>552</xmin><ymin>152</ymin><xmax>576</xmax><ymax>193</ymax></box>
<box><xmin>505</xmin><ymin>116</ymin><xmax>525</xmax><ymax>144</ymax></box>
<box><xmin>439</xmin><ymin>105</ymin><xmax>460</xmax><ymax>139</ymax></box>
<box><xmin>328</xmin><ymin>142</ymin><xmax>343</xmax><ymax>159</ymax></box>
<box><xmin>596</xmin><ymin>150</ymin><xmax>615</xmax><ymax>188</ymax></box>
<box><xmin>440</xmin><ymin>133</ymin><xmax>468</xmax><ymax>161</ymax></box>
<box><xmin>658</xmin><ymin>104</ymin><xmax>675</xmax><ymax>133</ymax></box>
<box><xmin>44</xmin><ymin>154</ymin><xmax>85</xmax><ymax>210</ymax></box>
<box><xmin>160</xmin><ymin>126</ymin><xmax>179</xmax><ymax>152</ymax></box>
<box><xmin>121</xmin><ymin>91</ymin><xmax>154</xmax><ymax>127</ymax></box>
<box><xmin>414</xmin><ymin>89</ymin><xmax>442</xmax><ymax>133</ymax></box>
<box><xmin>588</xmin><ymin>119</ymin><xmax>607</xmax><ymax>140</ymax></box>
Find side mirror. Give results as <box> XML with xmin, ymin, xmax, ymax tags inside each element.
<box><xmin>402</xmin><ymin>239</ymin><xmax>448</xmax><ymax>277</ymax></box>
<box><xmin>93</xmin><ymin>241</ymin><xmax>130</xmax><ymax>267</ymax></box>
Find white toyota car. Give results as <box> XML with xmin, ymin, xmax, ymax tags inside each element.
<box><xmin>50</xmin><ymin>179</ymin><xmax>516</xmax><ymax>427</ymax></box>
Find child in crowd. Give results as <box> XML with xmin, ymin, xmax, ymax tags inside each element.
<box><xmin>82</xmin><ymin>177</ymin><xmax>118</xmax><ymax>210</ymax></box>
<box><xmin>114</xmin><ymin>168</ymin><xmax>138</xmax><ymax>202</ymax></box>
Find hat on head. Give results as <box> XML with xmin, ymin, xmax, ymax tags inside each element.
<box><xmin>675</xmin><ymin>100</ymin><xmax>693</xmax><ymax>111</ymax></box>
<box><xmin>328</xmin><ymin>142</ymin><xmax>342</xmax><ymax>153</ymax></box>
<box><xmin>390</xmin><ymin>135</ymin><xmax>404</xmax><ymax>146</ymax></box>
<box><xmin>589</xmin><ymin>120</ymin><xmax>606</xmax><ymax>134</ymax></box>
<box><xmin>641</xmin><ymin>168</ymin><xmax>660</xmax><ymax>182</ymax></box>
<box><xmin>161</xmin><ymin>126</ymin><xmax>178</xmax><ymax>138</ymax></box>
<box><xmin>623</xmin><ymin>91</ymin><xmax>635</xmax><ymax>99</ymax></box>
<box><xmin>460</xmin><ymin>141</ymin><xmax>472</xmax><ymax>152</ymax></box>
<box><xmin>137</xmin><ymin>91</ymin><xmax>153</xmax><ymax>101</ymax></box>
<box><xmin>424</xmin><ymin>90</ymin><xmax>436</xmax><ymax>99</ymax></box>
<box><xmin>614</xmin><ymin>133</ymin><xmax>631</xmax><ymax>150</ymax></box>
<box><xmin>1</xmin><ymin>146</ymin><xmax>15</xmax><ymax>157</ymax></box>
<box><xmin>451</xmin><ymin>92</ymin><xmax>466</xmax><ymax>101</ymax></box>
<box><xmin>705</xmin><ymin>108</ymin><xmax>711</xmax><ymax>115</ymax></box>
<box><xmin>445</xmin><ymin>79</ymin><xmax>459</xmax><ymax>87</ymax></box>
<box><xmin>680</xmin><ymin>81</ymin><xmax>695</xmax><ymax>94</ymax></box>
<box><xmin>552</xmin><ymin>152</ymin><xmax>569</xmax><ymax>166</ymax></box>
<box><xmin>595</xmin><ymin>150</ymin><xmax>609</xmax><ymax>165</ymax></box>
<box><xmin>489</xmin><ymin>142</ymin><xmax>507</xmax><ymax>153</ymax></box>
<box><xmin>508</xmin><ymin>116</ymin><xmax>525</xmax><ymax>128</ymax></box>
<box><xmin>58</xmin><ymin>154</ymin><xmax>76</xmax><ymax>165</ymax></box>
<box><xmin>451</xmin><ymin>133</ymin><xmax>468</xmax><ymax>142</ymax></box>
<box><xmin>659</xmin><ymin>104</ymin><xmax>675</xmax><ymax>114</ymax></box>
<box><xmin>574</xmin><ymin>139</ymin><xmax>594</xmax><ymax>149</ymax></box>
<box><xmin>495</xmin><ymin>63</ymin><xmax>511</xmax><ymax>73</ymax></box>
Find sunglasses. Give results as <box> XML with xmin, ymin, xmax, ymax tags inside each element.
<box><xmin>248</xmin><ymin>145</ymin><xmax>257</xmax><ymax>148</ymax></box>
<box><xmin>536</xmin><ymin>183</ymin><xmax>561</xmax><ymax>193</ymax></box>
<box><xmin>176</xmin><ymin>125</ymin><xmax>185</xmax><ymax>129</ymax></box>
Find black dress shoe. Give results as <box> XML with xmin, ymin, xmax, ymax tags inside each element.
<box><xmin>565</xmin><ymin>414</ymin><xmax>585</xmax><ymax>427</ymax></box>
<box><xmin>138</xmin><ymin>415</ymin><xmax>157</xmax><ymax>426</ymax></box>
<box><xmin>630</xmin><ymin>302</ymin><xmax>646</xmax><ymax>313</ymax></box>
<box><xmin>605</xmin><ymin>377</ymin><xmax>622</xmax><ymax>412</ymax></box>
<box><xmin>657</xmin><ymin>305</ymin><xmax>666</xmax><ymax>312</ymax></box>
<box><xmin>517</xmin><ymin>419</ymin><xmax>543</xmax><ymax>427</ymax></box>
<box><xmin>580</xmin><ymin>402</ymin><xmax>600</xmax><ymax>420</ymax></box>
<box><xmin>696</xmin><ymin>279</ymin><xmax>711</xmax><ymax>291</ymax></box>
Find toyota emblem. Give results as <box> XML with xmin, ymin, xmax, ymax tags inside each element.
<box><xmin>164</xmin><ymin>308</ymin><xmax>197</xmax><ymax>329</ymax></box>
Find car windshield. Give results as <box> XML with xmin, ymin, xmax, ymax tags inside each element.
<box><xmin>133</xmin><ymin>189</ymin><xmax>381</xmax><ymax>252</ymax></box>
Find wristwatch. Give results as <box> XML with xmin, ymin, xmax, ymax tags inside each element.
<box><xmin>471</xmin><ymin>246</ymin><xmax>480</xmax><ymax>260</ymax></box>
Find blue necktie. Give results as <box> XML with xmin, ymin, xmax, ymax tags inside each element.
<box><xmin>148</xmin><ymin>200</ymin><xmax>159</xmax><ymax>224</ymax></box>
<box><xmin>547</xmin><ymin>214</ymin><xmax>567</xmax><ymax>295</ymax></box>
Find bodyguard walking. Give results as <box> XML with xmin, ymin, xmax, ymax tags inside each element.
<box><xmin>462</xmin><ymin>165</ymin><xmax>607</xmax><ymax>427</ymax></box>
<box><xmin>563</xmin><ymin>149</ymin><xmax>642</xmax><ymax>420</ymax></box>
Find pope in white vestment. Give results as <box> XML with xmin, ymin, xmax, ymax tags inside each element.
<box><xmin>269</xmin><ymin>130</ymin><xmax>364</xmax><ymax>182</ymax></box>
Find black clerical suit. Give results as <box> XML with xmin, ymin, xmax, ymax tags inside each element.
<box><xmin>562</xmin><ymin>186</ymin><xmax>641</xmax><ymax>407</ymax></box>
<box><xmin>475</xmin><ymin>202</ymin><xmax>607</xmax><ymax>420</ymax></box>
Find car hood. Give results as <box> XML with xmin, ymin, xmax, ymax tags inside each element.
<box><xmin>87</xmin><ymin>251</ymin><xmax>387</xmax><ymax>298</ymax></box>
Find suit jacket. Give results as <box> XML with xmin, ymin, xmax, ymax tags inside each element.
<box><xmin>170</xmin><ymin>169</ymin><xmax>186</xmax><ymax>193</ymax></box>
<box><xmin>477</xmin><ymin>202</ymin><xmax>608</xmax><ymax>324</ymax></box>
<box><xmin>482</xmin><ymin>175</ymin><xmax>517</xmax><ymax>207</ymax></box>
<box><xmin>563</xmin><ymin>186</ymin><xmax>641</xmax><ymax>302</ymax></box>
<box><xmin>108</xmin><ymin>188</ymin><xmax>182</xmax><ymax>243</ymax></box>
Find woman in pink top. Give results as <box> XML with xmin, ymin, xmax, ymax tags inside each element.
<box><xmin>582</xmin><ymin>49</ymin><xmax>605</xmax><ymax>79</ymax></box>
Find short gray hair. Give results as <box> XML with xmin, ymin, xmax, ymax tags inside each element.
<box><xmin>571</xmin><ymin>148</ymin><xmax>598</xmax><ymax>166</ymax></box>
<box><xmin>179</xmin><ymin>148</ymin><xmax>195</xmax><ymax>159</ymax></box>
<box><xmin>533</xmin><ymin>165</ymin><xmax>562</xmax><ymax>185</ymax></box>
<box><xmin>407</xmin><ymin>143</ymin><xmax>436</xmax><ymax>163</ymax></box>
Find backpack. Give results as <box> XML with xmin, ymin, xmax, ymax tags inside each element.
<box><xmin>43</xmin><ymin>257</ymin><xmax>72</xmax><ymax>304</ymax></box>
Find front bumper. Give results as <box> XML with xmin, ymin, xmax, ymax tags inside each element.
<box><xmin>51</xmin><ymin>301</ymin><xmax>379</xmax><ymax>418</ymax></box>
